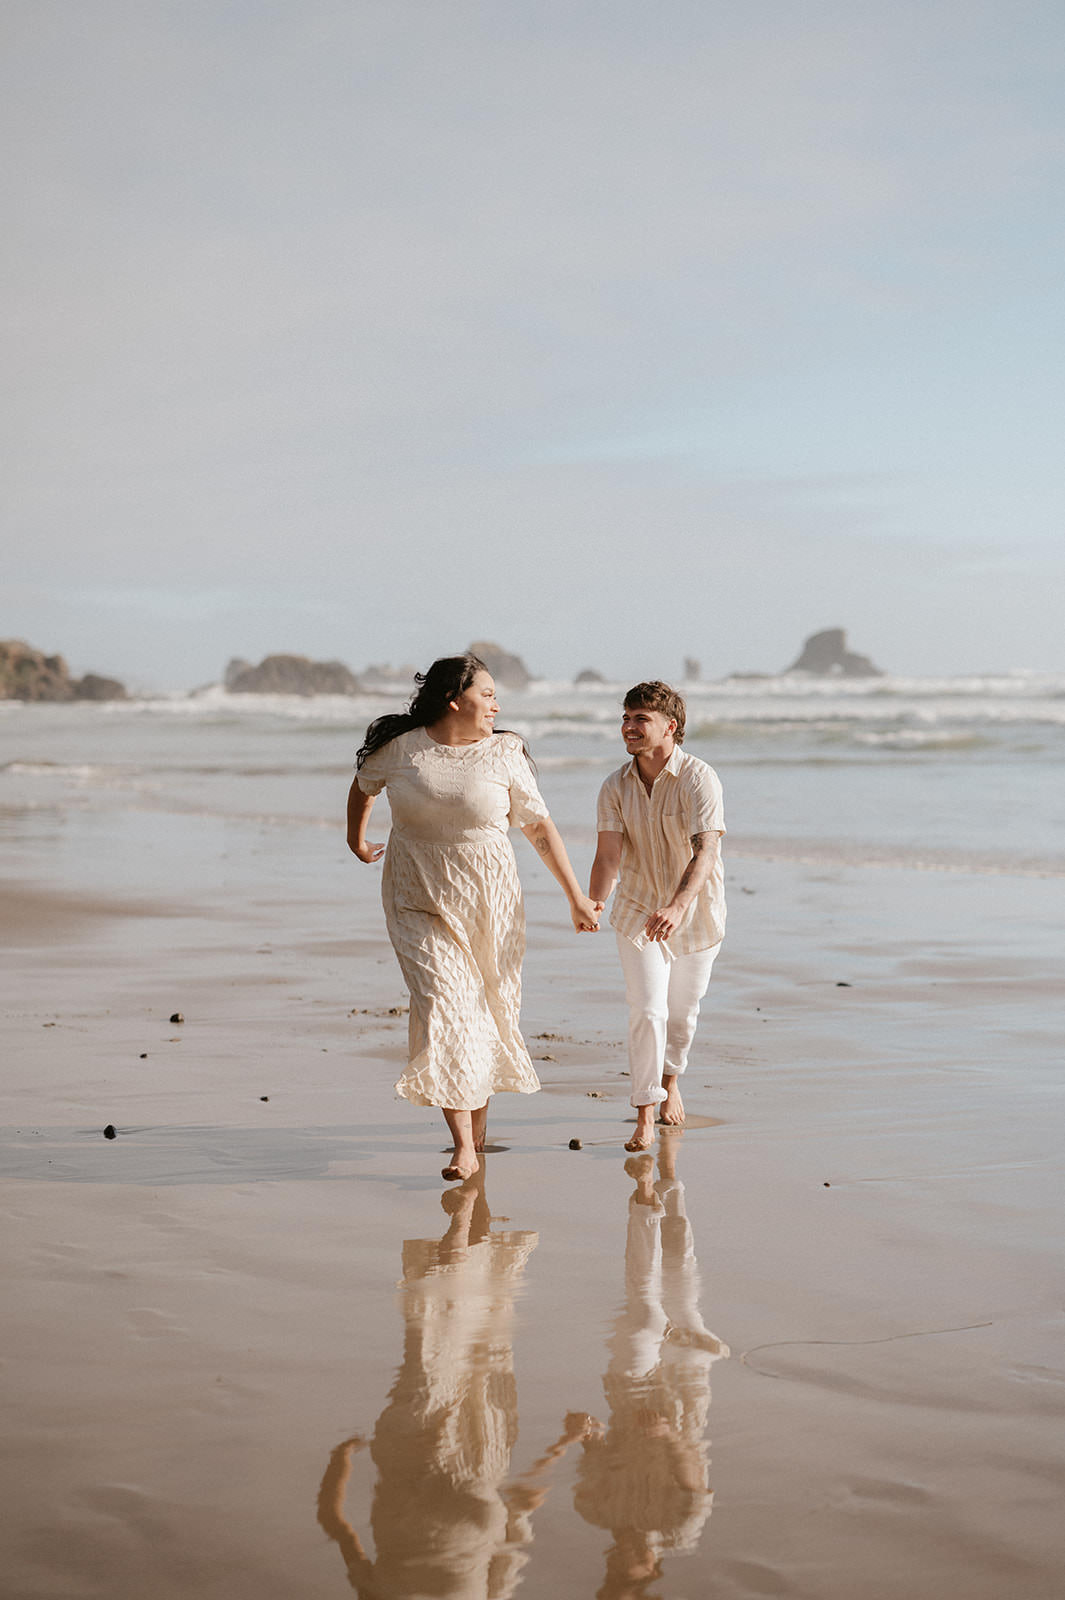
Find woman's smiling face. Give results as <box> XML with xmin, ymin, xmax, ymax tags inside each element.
<box><xmin>451</xmin><ymin>670</ymin><xmax>499</xmax><ymax>738</ymax></box>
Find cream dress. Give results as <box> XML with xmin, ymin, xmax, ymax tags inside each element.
<box><xmin>356</xmin><ymin>728</ymin><xmax>548</xmax><ymax>1110</ymax></box>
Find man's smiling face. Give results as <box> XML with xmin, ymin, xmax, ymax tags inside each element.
<box><xmin>621</xmin><ymin>705</ymin><xmax>677</xmax><ymax>758</ymax></box>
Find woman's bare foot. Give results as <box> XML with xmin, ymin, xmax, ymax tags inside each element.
<box><xmin>441</xmin><ymin>1107</ymin><xmax>480</xmax><ymax>1181</ymax></box>
<box><xmin>471</xmin><ymin>1101</ymin><xmax>489</xmax><ymax>1153</ymax></box>
<box><xmin>441</xmin><ymin>1152</ymin><xmax>479</xmax><ymax>1181</ymax></box>
<box><xmin>659</xmin><ymin>1077</ymin><xmax>685</xmax><ymax>1126</ymax></box>
<box><xmin>624</xmin><ymin>1105</ymin><xmax>657</xmax><ymax>1152</ymax></box>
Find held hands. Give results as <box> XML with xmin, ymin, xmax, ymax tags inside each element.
<box><xmin>571</xmin><ymin>895</ymin><xmax>604</xmax><ymax>933</ymax></box>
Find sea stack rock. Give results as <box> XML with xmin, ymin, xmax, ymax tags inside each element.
<box><xmin>224</xmin><ymin>654</ymin><xmax>362</xmax><ymax>695</ymax></box>
<box><xmin>0</xmin><ymin>640</ymin><xmax>127</xmax><ymax>701</ymax></box>
<box><xmin>575</xmin><ymin>668</ymin><xmax>606</xmax><ymax>685</ymax></box>
<box><xmin>75</xmin><ymin>673</ymin><xmax>127</xmax><ymax>702</ymax></box>
<box><xmin>786</xmin><ymin>629</ymin><xmax>883</xmax><ymax>678</ymax></box>
<box><xmin>468</xmin><ymin>641</ymin><xmax>532</xmax><ymax>689</ymax></box>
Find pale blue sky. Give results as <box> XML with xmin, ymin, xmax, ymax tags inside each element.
<box><xmin>4</xmin><ymin>0</ymin><xmax>1064</xmax><ymax>688</ymax></box>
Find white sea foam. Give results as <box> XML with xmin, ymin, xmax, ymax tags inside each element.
<box><xmin>3</xmin><ymin>761</ymin><xmax>104</xmax><ymax>781</ymax></box>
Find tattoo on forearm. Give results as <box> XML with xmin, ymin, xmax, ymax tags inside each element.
<box><xmin>674</xmin><ymin>832</ymin><xmax>714</xmax><ymax>898</ymax></box>
<box><xmin>535</xmin><ymin>834</ymin><xmax>551</xmax><ymax>855</ymax></box>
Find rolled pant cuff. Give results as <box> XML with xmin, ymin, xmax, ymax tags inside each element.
<box><xmin>631</xmin><ymin>1087</ymin><xmax>668</xmax><ymax>1108</ymax></box>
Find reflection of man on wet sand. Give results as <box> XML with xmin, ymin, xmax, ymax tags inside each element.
<box><xmin>317</xmin><ymin>1170</ymin><xmax>583</xmax><ymax>1599</ymax></box>
<box><xmin>569</xmin><ymin>1139</ymin><xmax>728</xmax><ymax>1600</ymax></box>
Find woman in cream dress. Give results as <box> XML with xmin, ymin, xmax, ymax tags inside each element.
<box><xmin>347</xmin><ymin>654</ymin><xmax>601</xmax><ymax>1180</ymax></box>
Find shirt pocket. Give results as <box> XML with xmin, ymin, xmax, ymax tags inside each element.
<box><xmin>658</xmin><ymin>805</ymin><xmax>692</xmax><ymax>854</ymax></box>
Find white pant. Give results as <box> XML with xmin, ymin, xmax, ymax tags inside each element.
<box><xmin>616</xmin><ymin>933</ymin><xmax>720</xmax><ymax>1107</ymax></box>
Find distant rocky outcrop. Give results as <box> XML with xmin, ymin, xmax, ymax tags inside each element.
<box><xmin>0</xmin><ymin>640</ymin><xmax>126</xmax><ymax>701</ymax></box>
<box><xmin>75</xmin><ymin>672</ymin><xmax>128</xmax><ymax>701</ymax></box>
<box><xmin>224</xmin><ymin>654</ymin><xmax>362</xmax><ymax>696</ymax></box>
<box><xmin>575</xmin><ymin>667</ymin><xmax>606</xmax><ymax>685</ymax></box>
<box><xmin>786</xmin><ymin>629</ymin><xmax>883</xmax><ymax>678</ymax></box>
<box><xmin>359</xmin><ymin>662</ymin><xmax>420</xmax><ymax>691</ymax></box>
<box><xmin>468</xmin><ymin>641</ymin><xmax>533</xmax><ymax>689</ymax></box>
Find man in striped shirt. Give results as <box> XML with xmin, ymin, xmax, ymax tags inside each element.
<box><xmin>589</xmin><ymin>682</ymin><xmax>726</xmax><ymax>1151</ymax></box>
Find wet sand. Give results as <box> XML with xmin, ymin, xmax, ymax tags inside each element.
<box><xmin>2</xmin><ymin>823</ymin><xmax>1064</xmax><ymax>1599</ymax></box>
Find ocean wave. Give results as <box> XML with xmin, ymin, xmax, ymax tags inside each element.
<box><xmin>727</xmin><ymin>834</ymin><xmax>1065</xmax><ymax>878</ymax></box>
<box><xmin>851</xmin><ymin>730</ymin><xmax>994</xmax><ymax>751</ymax></box>
<box><xmin>8</xmin><ymin>673</ymin><xmax>1065</xmax><ymax>742</ymax></box>
<box><xmin>2</xmin><ymin>761</ymin><xmax>105</xmax><ymax>780</ymax></box>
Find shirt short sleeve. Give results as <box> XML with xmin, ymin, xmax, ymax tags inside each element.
<box><xmin>596</xmin><ymin>772</ymin><xmax>625</xmax><ymax>833</ymax></box>
<box><xmin>504</xmin><ymin>736</ymin><xmax>550</xmax><ymax>827</ymax></box>
<box><xmin>684</xmin><ymin>762</ymin><xmax>726</xmax><ymax>836</ymax></box>
<box><xmin>355</xmin><ymin>742</ymin><xmax>391</xmax><ymax>796</ymax></box>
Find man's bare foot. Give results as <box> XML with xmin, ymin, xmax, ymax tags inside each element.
<box><xmin>624</xmin><ymin>1106</ymin><xmax>657</xmax><ymax>1152</ymax></box>
<box><xmin>659</xmin><ymin>1078</ymin><xmax>685</xmax><ymax>1126</ymax></box>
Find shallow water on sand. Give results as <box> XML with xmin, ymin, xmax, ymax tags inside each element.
<box><xmin>2</xmin><ymin>686</ymin><xmax>1064</xmax><ymax>1597</ymax></box>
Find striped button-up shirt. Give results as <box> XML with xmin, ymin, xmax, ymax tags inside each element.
<box><xmin>596</xmin><ymin>745</ymin><xmax>726</xmax><ymax>954</ymax></box>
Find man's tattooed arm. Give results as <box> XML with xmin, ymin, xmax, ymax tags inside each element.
<box><xmin>671</xmin><ymin>831</ymin><xmax>717</xmax><ymax>904</ymax></box>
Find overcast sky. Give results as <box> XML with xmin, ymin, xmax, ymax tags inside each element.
<box><xmin>4</xmin><ymin>0</ymin><xmax>1064</xmax><ymax>688</ymax></box>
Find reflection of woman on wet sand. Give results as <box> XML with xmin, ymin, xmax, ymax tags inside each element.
<box><xmin>570</xmin><ymin>1139</ymin><xmax>728</xmax><ymax>1600</ymax></box>
<box><xmin>317</xmin><ymin>1171</ymin><xmax>582</xmax><ymax>1599</ymax></box>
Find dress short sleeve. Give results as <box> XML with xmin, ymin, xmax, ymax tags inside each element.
<box><xmin>355</xmin><ymin>742</ymin><xmax>391</xmax><ymax>797</ymax></box>
<box><xmin>504</xmin><ymin>736</ymin><xmax>550</xmax><ymax>828</ymax></box>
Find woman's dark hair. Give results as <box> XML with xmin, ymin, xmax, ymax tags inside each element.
<box><xmin>356</xmin><ymin>654</ymin><xmax>488</xmax><ymax>768</ymax></box>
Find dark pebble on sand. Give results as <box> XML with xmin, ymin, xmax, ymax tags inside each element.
<box><xmin>170</xmin><ymin>1012</ymin><xmax>184</xmax><ymax>1024</ymax></box>
<box><xmin>824</xmin><ymin>1181</ymin><xmax>831</xmax><ymax>1187</ymax></box>
<box><xmin>836</xmin><ymin>982</ymin><xmax>852</xmax><ymax>987</ymax></box>
<box><xmin>103</xmin><ymin>1125</ymin><xmax>117</xmax><ymax>1140</ymax></box>
<box><xmin>139</xmin><ymin>1053</ymin><xmax>148</xmax><ymax>1059</ymax></box>
<box><xmin>536</xmin><ymin>1052</ymin><xmax>557</xmax><ymax>1061</ymax></box>
<box><xmin>569</xmin><ymin>1138</ymin><xmax>583</xmax><ymax>1150</ymax></box>
<box><xmin>260</xmin><ymin>1095</ymin><xmax>269</xmax><ymax>1102</ymax></box>
<box><xmin>586</xmin><ymin>1090</ymin><xmax>603</xmax><ymax>1098</ymax></box>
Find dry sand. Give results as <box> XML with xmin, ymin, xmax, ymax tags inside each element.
<box><xmin>2</xmin><ymin>827</ymin><xmax>1063</xmax><ymax>1599</ymax></box>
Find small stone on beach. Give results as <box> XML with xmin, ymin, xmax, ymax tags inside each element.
<box><xmin>836</xmin><ymin>982</ymin><xmax>852</xmax><ymax>987</ymax></box>
<box><xmin>139</xmin><ymin>1053</ymin><xmax>147</xmax><ymax>1059</ymax></box>
<box><xmin>536</xmin><ymin>1052</ymin><xmax>557</xmax><ymax>1061</ymax></box>
<box><xmin>169</xmin><ymin>1012</ymin><xmax>184</xmax><ymax>1024</ymax></box>
<box><xmin>586</xmin><ymin>1090</ymin><xmax>603</xmax><ymax>1098</ymax></box>
<box><xmin>569</xmin><ymin>1138</ymin><xmax>582</xmax><ymax>1150</ymax></box>
<box><xmin>260</xmin><ymin>1095</ymin><xmax>269</xmax><ymax>1102</ymax></box>
<box><xmin>103</xmin><ymin>1125</ymin><xmax>116</xmax><ymax>1140</ymax></box>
